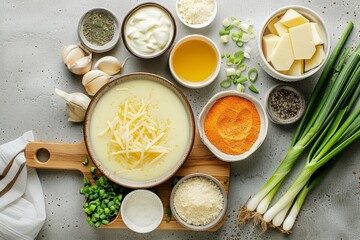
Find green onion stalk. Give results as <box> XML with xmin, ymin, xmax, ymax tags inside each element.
<box><xmin>266</xmin><ymin>104</ymin><xmax>360</xmax><ymax>229</ymax></box>
<box><xmin>238</xmin><ymin>22</ymin><xmax>357</xmax><ymax>225</ymax></box>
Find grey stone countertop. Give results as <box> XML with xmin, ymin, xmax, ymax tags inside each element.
<box><xmin>1</xmin><ymin>0</ymin><xmax>359</xmax><ymax>239</ymax></box>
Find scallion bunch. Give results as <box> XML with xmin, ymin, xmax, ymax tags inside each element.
<box><xmin>238</xmin><ymin>22</ymin><xmax>360</xmax><ymax>233</ymax></box>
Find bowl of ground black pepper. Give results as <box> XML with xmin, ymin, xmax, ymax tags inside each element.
<box><xmin>265</xmin><ymin>84</ymin><xmax>306</xmax><ymax>125</ymax></box>
<box><xmin>78</xmin><ymin>8</ymin><xmax>120</xmax><ymax>53</ymax></box>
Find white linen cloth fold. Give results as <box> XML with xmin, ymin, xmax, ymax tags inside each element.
<box><xmin>0</xmin><ymin>131</ymin><xmax>46</xmax><ymax>240</ymax></box>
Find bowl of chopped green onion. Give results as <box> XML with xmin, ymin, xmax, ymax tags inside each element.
<box><xmin>78</xmin><ymin>8</ymin><xmax>120</xmax><ymax>53</ymax></box>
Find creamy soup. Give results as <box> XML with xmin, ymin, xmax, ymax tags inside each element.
<box><xmin>89</xmin><ymin>79</ymin><xmax>191</xmax><ymax>182</ymax></box>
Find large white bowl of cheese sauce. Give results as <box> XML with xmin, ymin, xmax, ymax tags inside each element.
<box><xmin>84</xmin><ymin>73</ymin><xmax>195</xmax><ymax>188</ymax></box>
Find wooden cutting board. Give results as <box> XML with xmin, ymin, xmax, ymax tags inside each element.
<box><xmin>25</xmin><ymin>132</ymin><xmax>230</xmax><ymax>231</ymax></box>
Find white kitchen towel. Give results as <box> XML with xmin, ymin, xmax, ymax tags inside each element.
<box><xmin>0</xmin><ymin>131</ymin><xmax>46</xmax><ymax>240</ymax></box>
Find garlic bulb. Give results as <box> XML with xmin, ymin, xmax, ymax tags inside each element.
<box><xmin>55</xmin><ymin>88</ymin><xmax>91</xmax><ymax>122</ymax></box>
<box><xmin>62</xmin><ymin>44</ymin><xmax>92</xmax><ymax>75</ymax></box>
<box><xmin>94</xmin><ymin>56</ymin><xmax>130</xmax><ymax>75</ymax></box>
<box><xmin>82</xmin><ymin>70</ymin><xmax>111</xmax><ymax>96</ymax></box>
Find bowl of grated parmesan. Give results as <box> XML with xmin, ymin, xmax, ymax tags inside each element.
<box><xmin>176</xmin><ymin>0</ymin><xmax>217</xmax><ymax>28</ymax></box>
<box><xmin>170</xmin><ymin>173</ymin><xmax>227</xmax><ymax>231</ymax></box>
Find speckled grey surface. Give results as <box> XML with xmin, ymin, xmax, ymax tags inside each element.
<box><xmin>1</xmin><ymin>0</ymin><xmax>359</xmax><ymax>239</ymax></box>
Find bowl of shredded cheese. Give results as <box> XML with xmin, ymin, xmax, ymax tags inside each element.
<box><xmin>176</xmin><ymin>0</ymin><xmax>217</xmax><ymax>28</ymax></box>
<box><xmin>170</xmin><ymin>173</ymin><xmax>227</xmax><ymax>231</ymax></box>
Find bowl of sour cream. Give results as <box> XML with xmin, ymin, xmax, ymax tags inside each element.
<box><xmin>121</xmin><ymin>3</ymin><xmax>177</xmax><ymax>59</ymax></box>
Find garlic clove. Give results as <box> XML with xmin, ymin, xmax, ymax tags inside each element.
<box><xmin>64</xmin><ymin>47</ymin><xmax>85</xmax><ymax>67</ymax></box>
<box><xmin>61</xmin><ymin>45</ymin><xmax>78</xmax><ymax>62</ymax></box>
<box><xmin>55</xmin><ymin>88</ymin><xmax>91</xmax><ymax>122</ymax></box>
<box><xmin>82</xmin><ymin>70</ymin><xmax>111</xmax><ymax>96</ymax></box>
<box><xmin>67</xmin><ymin>103</ymin><xmax>87</xmax><ymax>122</ymax></box>
<box><xmin>68</xmin><ymin>54</ymin><xmax>92</xmax><ymax>75</ymax></box>
<box><xmin>94</xmin><ymin>56</ymin><xmax>122</xmax><ymax>75</ymax></box>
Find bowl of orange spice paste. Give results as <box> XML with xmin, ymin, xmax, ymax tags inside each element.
<box><xmin>198</xmin><ymin>91</ymin><xmax>268</xmax><ymax>162</ymax></box>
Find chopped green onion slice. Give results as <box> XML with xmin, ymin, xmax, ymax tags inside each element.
<box><xmin>225</xmin><ymin>67</ymin><xmax>236</xmax><ymax>76</ymax></box>
<box><xmin>233</xmin><ymin>59</ymin><xmax>242</xmax><ymax>66</ymax></box>
<box><xmin>233</xmin><ymin>19</ymin><xmax>241</xmax><ymax>28</ymax></box>
<box><xmin>244</xmin><ymin>52</ymin><xmax>250</xmax><ymax>59</ymax></box>
<box><xmin>220</xmin><ymin>35</ymin><xmax>229</xmax><ymax>43</ymax></box>
<box><xmin>249</xmin><ymin>84</ymin><xmax>259</xmax><ymax>93</ymax></box>
<box><xmin>226</xmin><ymin>57</ymin><xmax>234</xmax><ymax>66</ymax></box>
<box><xmin>236</xmin><ymin>83</ymin><xmax>245</xmax><ymax>92</ymax></box>
<box><xmin>241</xmin><ymin>33</ymin><xmax>250</xmax><ymax>42</ymax></box>
<box><xmin>248</xmin><ymin>68</ymin><xmax>259</xmax><ymax>82</ymax></box>
<box><xmin>221</xmin><ymin>53</ymin><xmax>225</xmax><ymax>58</ymax></box>
<box><xmin>240</xmin><ymin>23</ymin><xmax>250</xmax><ymax>32</ymax></box>
<box><xmin>222</xmin><ymin>18</ymin><xmax>231</xmax><ymax>27</ymax></box>
<box><xmin>225</xmin><ymin>24</ymin><xmax>235</xmax><ymax>31</ymax></box>
<box><xmin>236</xmin><ymin>40</ymin><xmax>244</xmax><ymax>47</ymax></box>
<box><xmin>82</xmin><ymin>156</ymin><xmax>89</xmax><ymax>165</ymax></box>
<box><xmin>239</xmin><ymin>63</ymin><xmax>247</xmax><ymax>72</ymax></box>
<box><xmin>236</xmin><ymin>76</ymin><xmax>248</xmax><ymax>84</ymax></box>
<box><xmin>226</xmin><ymin>53</ymin><xmax>231</xmax><ymax>58</ymax></box>
<box><xmin>231</xmin><ymin>33</ymin><xmax>240</xmax><ymax>42</ymax></box>
<box><xmin>246</xmin><ymin>18</ymin><xmax>254</xmax><ymax>26</ymax></box>
<box><xmin>234</xmin><ymin>50</ymin><xmax>244</xmax><ymax>58</ymax></box>
<box><xmin>235</xmin><ymin>69</ymin><xmax>242</xmax><ymax>76</ymax></box>
<box><xmin>220</xmin><ymin>79</ymin><xmax>232</xmax><ymax>88</ymax></box>
<box><xmin>219</xmin><ymin>29</ymin><xmax>230</xmax><ymax>36</ymax></box>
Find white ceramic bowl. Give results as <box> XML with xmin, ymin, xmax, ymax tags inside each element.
<box><xmin>175</xmin><ymin>0</ymin><xmax>217</xmax><ymax>28</ymax></box>
<box><xmin>198</xmin><ymin>91</ymin><xmax>268</xmax><ymax>162</ymax></box>
<box><xmin>257</xmin><ymin>5</ymin><xmax>330</xmax><ymax>81</ymax></box>
<box><xmin>78</xmin><ymin>8</ymin><xmax>120</xmax><ymax>53</ymax></box>
<box><xmin>170</xmin><ymin>173</ymin><xmax>227</xmax><ymax>231</ymax></box>
<box><xmin>121</xmin><ymin>190</ymin><xmax>163</xmax><ymax>233</ymax></box>
<box><xmin>169</xmin><ymin>35</ymin><xmax>221</xmax><ymax>89</ymax></box>
<box><xmin>121</xmin><ymin>3</ymin><xmax>177</xmax><ymax>59</ymax></box>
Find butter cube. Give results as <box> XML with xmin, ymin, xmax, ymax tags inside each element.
<box><xmin>280</xmin><ymin>9</ymin><xmax>309</xmax><ymax>28</ymax></box>
<box><xmin>305</xmin><ymin>45</ymin><xmax>325</xmax><ymax>71</ymax></box>
<box><xmin>270</xmin><ymin>34</ymin><xmax>294</xmax><ymax>71</ymax></box>
<box><xmin>262</xmin><ymin>34</ymin><xmax>280</xmax><ymax>62</ymax></box>
<box><xmin>267</xmin><ymin>17</ymin><xmax>280</xmax><ymax>35</ymax></box>
<box><xmin>310</xmin><ymin>23</ymin><xmax>324</xmax><ymax>45</ymax></box>
<box><xmin>289</xmin><ymin>23</ymin><xmax>316</xmax><ymax>59</ymax></box>
<box><xmin>274</xmin><ymin>21</ymin><xmax>289</xmax><ymax>36</ymax></box>
<box><xmin>286</xmin><ymin>60</ymin><xmax>304</xmax><ymax>76</ymax></box>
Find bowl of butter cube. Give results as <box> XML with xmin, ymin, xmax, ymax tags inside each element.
<box><xmin>258</xmin><ymin>5</ymin><xmax>330</xmax><ymax>81</ymax></box>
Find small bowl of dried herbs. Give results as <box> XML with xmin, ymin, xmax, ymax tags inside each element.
<box><xmin>265</xmin><ymin>84</ymin><xmax>306</xmax><ymax>125</ymax></box>
<box><xmin>78</xmin><ymin>8</ymin><xmax>120</xmax><ymax>53</ymax></box>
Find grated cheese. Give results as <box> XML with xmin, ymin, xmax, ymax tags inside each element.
<box><xmin>173</xmin><ymin>176</ymin><xmax>224</xmax><ymax>226</ymax></box>
<box><xmin>178</xmin><ymin>0</ymin><xmax>215</xmax><ymax>25</ymax></box>
<box><xmin>99</xmin><ymin>97</ymin><xmax>170</xmax><ymax>170</ymax></box>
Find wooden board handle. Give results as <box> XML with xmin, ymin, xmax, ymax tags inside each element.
<box><xmin>25</xmin><ymin>141</ymin><xmax>90</xmax><ymax>173</ymax></box>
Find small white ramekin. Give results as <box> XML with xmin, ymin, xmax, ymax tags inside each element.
<box><xmin>176</xmin><ymin>0</ymin><xmax>217</xmax><ymax>29</ymax></box>
<box><xmin>198</xmin><ymin>91</ymin><xmax>268</xmax><ymax>162</ymax></box>
<box><xmin>169</xmin><ymin>34</ymin><xmax>221</xmax><ymax>89</ymax></box>
<box><xmin>257</xmin><ymin>5</ymin><xmax>330</xmax><ymax>81</ymax></box>
<box><xmin>120</xmin><ymin>189</ymin><xmax>163</xmax><ymax>233</ymax></box>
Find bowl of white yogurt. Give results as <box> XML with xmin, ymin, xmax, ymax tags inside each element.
<box><xmin>121</xmin><ymin>3</ymin><xmax>177</xmax><ymax>59</ymax></box>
